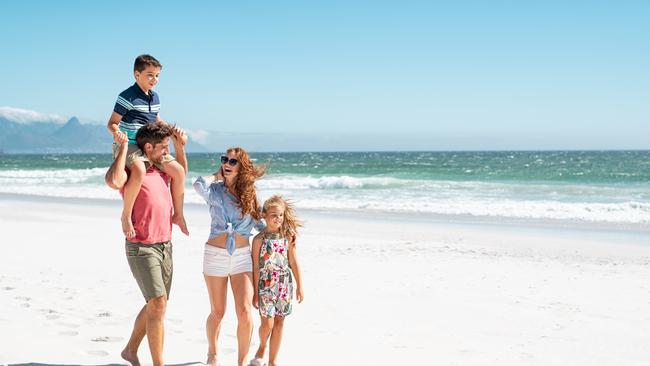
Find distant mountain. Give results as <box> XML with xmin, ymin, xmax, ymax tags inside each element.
<box><xmin>0</xmin><ymin>116</ymin><xmax>209</xmax><ymax>153</ymax></box>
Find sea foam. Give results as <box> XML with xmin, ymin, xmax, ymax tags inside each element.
<box><xmin>1</xmin><ymin>169</ymin><xmax>649</xmax><ymax>224</ymax></box>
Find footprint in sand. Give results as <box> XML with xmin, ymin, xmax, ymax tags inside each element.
<box><xmin>57</xmin><ymin>322</ymin><xmax>81</xmax><ymax>328</ymax></box>
<box><xmin>96</xmin><ymin>311</ymin><xmax>112</xmax><ymax>318</ymax></box>
<box><xmin>40</xmin><ymin>309</ymin><xmax>60</xmax><ymax>320</ymax></box>
<box><xmin>2</xmin><ymin>286</ymin><xmax>15</xmax><ymax>291</ymax></box>
<box><xmin>87</xmin><ymin>350</ymin><xmax>109</xmax><ymax>356</ymax></box>
<box><xmin>15</xmin><ymin>296</ymin><xmax>31</xmax><ymax>307</ymax></box>
<box><xmin>91</xmin><ymin>336</ymin><xmax>124</xmax><ymax>343</ymax></box>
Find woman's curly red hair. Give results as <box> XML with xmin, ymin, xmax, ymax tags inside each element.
<box><xmin>227</xmin><ymin>147</ymin><xmax>265</xmax><ymax>220</ymax></box>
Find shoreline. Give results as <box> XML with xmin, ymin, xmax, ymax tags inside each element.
<box><xmin>2</xmin><ymin>192</ymin><xmax>648</xmax><ymax>235</ymax></box>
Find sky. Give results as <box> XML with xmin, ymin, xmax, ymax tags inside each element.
<box><xmin>0</xmin><ymin>0</ymin><xmax>649</xmax><ymax>150</ymax></box>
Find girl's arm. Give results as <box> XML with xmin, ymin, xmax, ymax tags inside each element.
<box><xmin>288</xmin><ymin>237</ymin><xmax>304</xmax><ymax>303</ymax></box>
<box><xmin>251</xmin><ymin>234</ymin><xmax>262</xmax><ymax>309</ymax></box>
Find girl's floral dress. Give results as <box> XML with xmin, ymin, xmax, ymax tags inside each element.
<box><xmin>258</xmin><ymin>232</ymin><xmax>293</xmax><ymax>317</ymax></box>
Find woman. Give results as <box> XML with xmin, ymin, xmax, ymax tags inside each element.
<box><xmin>193</xmin><ymin>147</ymin><xmax>266</xmax><ymax>366</ymax></box>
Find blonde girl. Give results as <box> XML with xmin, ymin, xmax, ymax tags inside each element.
<box><xmin>248</xmin><ymin>196</ymin><xmax>304</xmax><ymax>366</ymax></box>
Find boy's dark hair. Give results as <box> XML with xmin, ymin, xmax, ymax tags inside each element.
<box><xmin>136</xmin><ymin>121</ymin><xmax>174</xmax><ymax>150</ymax></box>
<box><xmin>134</xmin><ymin>54</ymin><xmax>162</xmax><ymax>72</ymax></box>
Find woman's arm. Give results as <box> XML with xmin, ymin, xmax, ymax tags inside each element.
<box><xmin>192</xmin><ymin>168</ymin><xmax>223</xmax><ymax>203</ymax></box>
<box><xmin>202</xmin><ymin>167</ymin><xmax>223</xmax><ymax>184</ymax></box>
<box><xmin>288</xmin><ymin>237</ymin><xmax>304</xmax><ymax>303</ymax></box>
<box><xmin>251</xmin><ymin>234</ymin><xmax>262</xmax><ymax>309</ymax></box>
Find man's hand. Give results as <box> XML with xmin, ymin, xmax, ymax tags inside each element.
<box><xmin>172</xmin><ymin>126</ymin><xmax>188</xmax><ymax>146</ymax></box>
<box><xmin>113</xmin><ymin>130</ymin><xmax>128</xmax><ymax>144</ymax></box>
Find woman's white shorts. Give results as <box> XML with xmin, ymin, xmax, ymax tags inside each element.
<box><xmin>203</xmin><ymin>244</ymin><xmax>252</xmax><ymax>277</ymax></box>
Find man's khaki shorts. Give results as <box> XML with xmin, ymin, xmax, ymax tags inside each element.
<box><xmin>112</xmin><ymin>143</ymin><xmax>175</xmax><ymax>170</ymax></box>
<box><xmin>125</xmin><ymin>240</ymin><xmax>173</xmax><ymax>302</ymax></box>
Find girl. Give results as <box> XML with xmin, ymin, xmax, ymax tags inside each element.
<box><xmin>248</xmin><ymin>196</ymin><xmax>304</xmax><ymax>366</ymax></box>
<box><xmin>193</xmin><ymin>147</ymin><xmax>266</xmax><ymax>366</ymax></box>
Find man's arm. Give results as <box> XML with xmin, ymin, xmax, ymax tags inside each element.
<box><xmin>171</xmin><ymin>127</ymin><xmax>189</xmax><ymax>174</ymax></box>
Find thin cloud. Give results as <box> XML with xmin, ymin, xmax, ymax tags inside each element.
<box><xmin>0</xmin><ymin>106</ymin><xmax>68</xmax><ymax>124</ymax></box>
<box><xmin>185</xmin><ymin>128</ymin><xmax>211</xmax><ymax>145</ymax></box>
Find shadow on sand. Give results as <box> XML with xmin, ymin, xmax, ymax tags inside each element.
<box><xmin>10</xmin><ymin>363</ymin><xmax>203</xmax><ymax>366</ymax></box>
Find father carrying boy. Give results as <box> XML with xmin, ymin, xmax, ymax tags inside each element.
<box><xmin>105</xmin><ymin>54</ymin><xmax>189</xmax><ymax>237</ymax></box>
<box><xmin>114</xmin><ymin>121</ymin><xmax>187</xmax><ymax>366</ymax></box>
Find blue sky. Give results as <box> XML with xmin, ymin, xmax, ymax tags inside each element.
<box><xmin>1</xmin><ymin>0</ymin><xmax>648</xmax><ymax>150</ymax></box>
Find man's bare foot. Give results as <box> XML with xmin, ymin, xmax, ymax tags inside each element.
<box><xmin>172</xmin><ymin>213</ymin><xmax>189</xmax><ymax>236</ymax></box>
<box><xmin>206</xmin><ymin>353</ymin><xmax>217</xmax><ymax>366</ymax></box>
<box><xmin>121</xmin><ymin>348</ymin><xmax>140</xmax><ymax>366</ymax></box>
<box><xmin>121</xmin><ymin>213</ymin><xmax>136</xmax><ymax>239</ymax></box>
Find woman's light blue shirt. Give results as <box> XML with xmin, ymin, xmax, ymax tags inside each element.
<box><xmin>193</xmin><ymin>176</ymin><xmax>265</xmax><ymax>254</ymax></box>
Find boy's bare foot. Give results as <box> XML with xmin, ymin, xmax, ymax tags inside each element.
<box><xmin>121</xmin><ymin>348</ymin><xmax>140</xmax><ymax>366</ymax></box>
<box><xmin>121</xmin><ymin>213</ymin><xmax>136</xmax><ymax>239</ymax></box>
<box><xmin>172</xmin><ymin>213</ymin><xmax>189</xmax><ymax>236</ymax></box>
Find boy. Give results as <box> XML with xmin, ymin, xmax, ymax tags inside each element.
<box><xmin>105</xmin><ymin>54</ymin><xmax>189</xmax><ymax>238</ymax></box>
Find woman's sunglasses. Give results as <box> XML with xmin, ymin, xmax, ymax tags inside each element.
<box><xmin>221</xmin><ymin>156</ymin><xmax>239</xmax><ymax>166</ymax></box>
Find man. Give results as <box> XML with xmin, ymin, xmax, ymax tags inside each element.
<box><xmin>112</xmin><ymin>121</ymin><xmax>187</xmax><ymax>366</ymax></box>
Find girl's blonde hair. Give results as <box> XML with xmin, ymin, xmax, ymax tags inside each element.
<box><xmin>227</xmin><ymin>147</ymin><xmax>266</xmax><ymax>220</ymax></box>
<box><xmin>263</xmin><ymin>195</ymin><xmax>303</xmax><ymax>241</ymax></box>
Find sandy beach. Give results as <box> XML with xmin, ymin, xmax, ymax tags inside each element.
<box><xmin>1</xmin><ymin>193</ymin><xmax>650</xmax><ymax>365</ymax></box>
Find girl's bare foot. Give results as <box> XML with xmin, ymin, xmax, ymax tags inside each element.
<box><xmin>121</xmin><ymin>213</ymin><xmax>136</xmax><ymax>239</ymax></box>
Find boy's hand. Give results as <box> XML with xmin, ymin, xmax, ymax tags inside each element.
<box><xmin>296</xmin><ymin>286</ymin><xmax>304</xmax><ymax>303</ymax></box>
<box><xmin>113</xmin><ymin>131</ymin><xmax>128</xmax><ymax>144</ymax></box>
<box><xmin>172</xmin><ymin>127</ymin><xmax>188</xmax><ymax>146</ymax></box>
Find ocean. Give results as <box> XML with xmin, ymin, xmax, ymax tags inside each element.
<box><xmin>1</xmin><ymin>151</ymin><xmax>649</xmax><ymax>225</ymax></box>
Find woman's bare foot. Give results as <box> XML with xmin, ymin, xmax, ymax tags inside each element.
<box><xmin>172</xmin><ymin>213</ymin><xmax>189</xmax><ymax>235</ymax></box>
<box><xmin>121</xmin><ymin>348</ymin><xmax>140</xmax><ymax>366</ymax></box>
<box><xmin>121</xmin><ymin>213</ymin><xmax>136</xmax><ymax>239</ymax></box>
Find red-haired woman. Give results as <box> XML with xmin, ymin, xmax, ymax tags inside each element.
<box><xmin>193</xmin><ymin>147</ymin><xmax>266</xmax><ymax>366</ymax></box>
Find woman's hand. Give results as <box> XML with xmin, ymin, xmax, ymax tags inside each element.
<box><xmin>214</xmin><ymin>167</ymin><xmax>224</xmax><ymax>181</ymax></box>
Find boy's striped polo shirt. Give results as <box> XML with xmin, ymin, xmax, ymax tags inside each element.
<box><xmin>113</xmin><ymin>83</ymin><xmax>161</xmax><ymax>145</ymax></box>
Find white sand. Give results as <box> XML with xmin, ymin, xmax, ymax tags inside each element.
<box><xmin>1</xmin><ymin>193</ymin><xmax>650</xmax><ymax>365</ymax></box>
